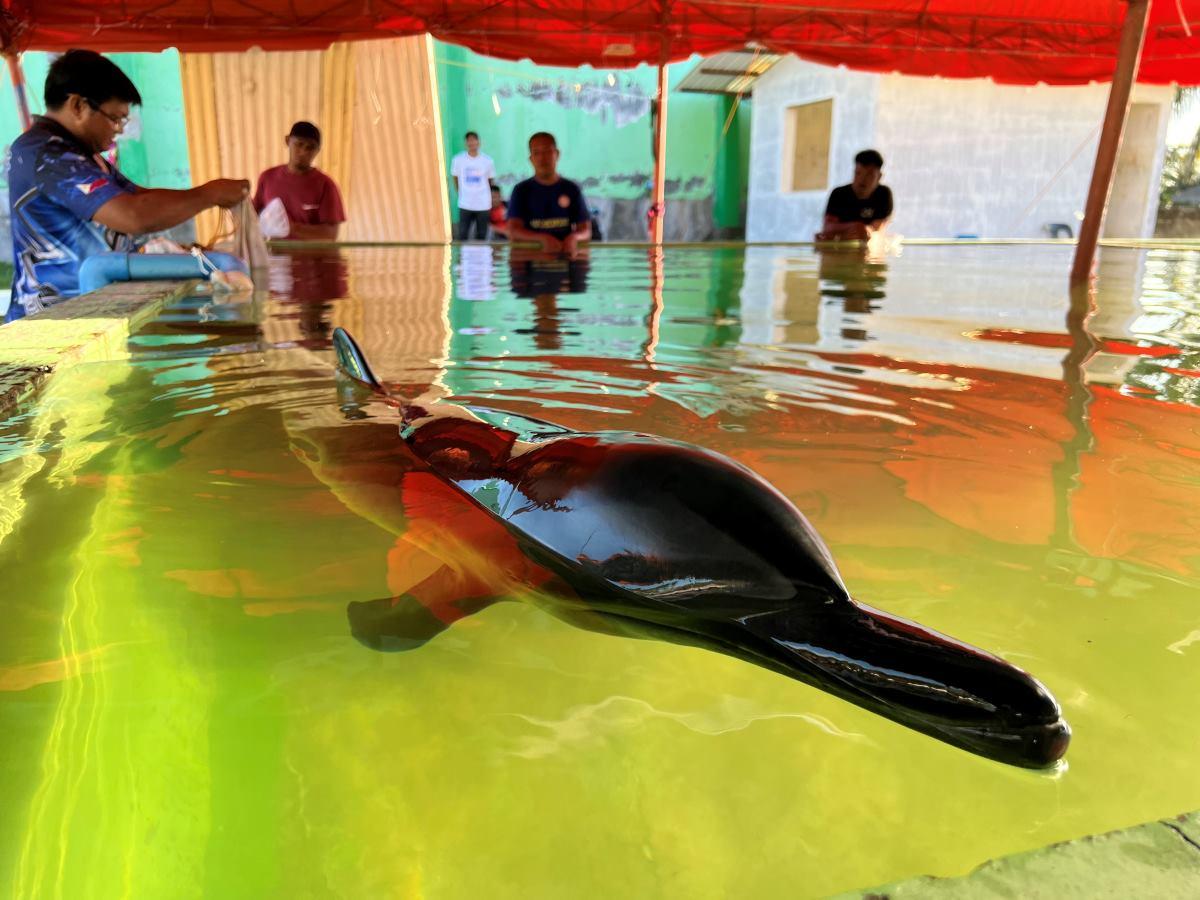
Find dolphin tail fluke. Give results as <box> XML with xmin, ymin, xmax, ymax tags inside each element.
<box><xmin>333</xmin><ymin>327</ymin><xmax>384</xmax><ymax>393</ymax></box>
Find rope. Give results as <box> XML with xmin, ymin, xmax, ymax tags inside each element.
<box><xmin>1177</xmin><ymin>0</ymin><xmax>1194</xmax><ymax>38</ymax></box>
<box><xmin>1006</xmin><ymin>120</ymin><xmax>1103</xmax><ymax>233</ymax></box>
<box><xmin>203</xmin><ymin>206</ymin><xmax>237</xmax><ymax>249</ymax></box>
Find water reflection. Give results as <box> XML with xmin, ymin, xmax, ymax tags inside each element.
<box><xmin>818</xmin><ymin>247</ymin><xmax>889</xmax><ymax>318</ymax></box>
<box><xmin>509</xmin><ymin>251</ymin><xmax>590</xmax><ymax>351</ymax></box>
<box><xmin>6</xmin><ymin>243</ymin><xmax>1200</xmax><ymax>897</ymax></box>
<box><xmin>268</xmin><ymin>249</ymin><xmax>350</xmax><ymax>347</ymax></box>
<box><xmin>456</xmin><ymin>243</ymin><xmax>496</xmax><ymax>302</ymax></box>
<box><xmin>509</xmin><ymin>251</ymin><xmax>590</xmax><ymax>299</ymax></box>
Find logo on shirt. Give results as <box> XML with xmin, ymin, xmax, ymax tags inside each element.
<box><xmin>861</xmin><ymin>207</ymin><xmax>875</xmax><ymax>218</ymax></box>
<box><xmin>76</xmin><ymin>178</ymin><xmax>109</xmax><ymax>196</ymax></box>
<box><xmin>558</xmin><ymin>194</ymin><xmax>571</xmax><ymax>208</ymax></box>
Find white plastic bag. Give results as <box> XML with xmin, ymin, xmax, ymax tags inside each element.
<box><xmin>258</xmin><ymin>197</ymin><xmax>290</xmax><ymax>240</ymax></box>
<box><xmin>232</xmin><ymin>199</ymin><xmax>271</xmax><ymax>272</ymax></box>
<box><xmin>141</xmin><ymin>236</ymin><xmax>187</xmax><ymax>254</ymax></box>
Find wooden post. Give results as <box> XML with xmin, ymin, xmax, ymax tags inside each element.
<box><xmin>649</xmin><ymin>63</ymin><xmax>668</xmax><ymax>244</ymax></box>
<box><xmin>644</xmin><ymin>247</ymin><xmax>664</xmax><ymax>361</ymax></box>
<box><xmin>1069</xmin><ymin>0</ymin><xmax>1151</xmax><ymax>286</ymax></box>
<box><xmin>5</xmin><ymin>52</ymin><xmax>31</xmax><ymax>131</ymax></box>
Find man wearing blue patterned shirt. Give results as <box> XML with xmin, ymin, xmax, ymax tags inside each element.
<box><xmin>5</xmin><ymin>50</ymin><xmax>249</xmax><ymax>322</ymax></box>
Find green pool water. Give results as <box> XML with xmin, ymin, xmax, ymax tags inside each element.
<box><xmin>1</xmin><ymin>244</ymin><xmax>1199</xmax><ymax>898</ymax></box>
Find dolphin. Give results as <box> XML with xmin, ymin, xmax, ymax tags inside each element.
<box><xmin>330</xmin><ymin>327</ymin><xmax>1069</xmax><ymax>768</ymax></box>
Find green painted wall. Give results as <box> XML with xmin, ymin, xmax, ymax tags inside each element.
<box><xmin>713</xmin><ymin>95</ymin><xmax>752</xmax><ymax>231</ymax></box>
<box><xmin>0</xmin><ymin>50</ymin><xmax>192</xmax><ymax>196</ymax></box>
<box><xmin>107</xmin><ymin>51</ymin><xmax>193</xmax><ymax>189</ymax></box>
<box><xmin>435</xmin><ymin>41</ymin><xmax>749</xmax><ymax>226</ymax></box>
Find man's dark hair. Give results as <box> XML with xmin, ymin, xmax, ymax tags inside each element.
<box><xmin>529</xmin><ymin>131</ymin><xmax>557</xmax><ymax>149</ymax></box>
<box><xmin>44</xmin><ymin>50</ymin><xmax>141</xmax><ymax>110</ymax></box>
<box><xmin>465</xmin><ymin>131</ymin><xmax>479</xmax><ymax>140</ymax></box>
<box><xmin>288</xmin><ymin>121</ymin><xmax>322</xmax><ymax>145</ymax></box>
<box><xmin>855</xmin><ymin>149</ymin><xmax>884</xmax><ymax>169</ymax></box>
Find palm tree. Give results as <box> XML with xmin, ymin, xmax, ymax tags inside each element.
<box><xmin>1173</xmin><ymin>87</ymin><xmax>1200</xmax><ymax>187</ymax></box>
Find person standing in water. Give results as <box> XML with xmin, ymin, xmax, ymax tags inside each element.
<box><xmin>815</xmin><ymin>149</ymin><xmax>893</xmax><ymax>242</ymax></box>
<box><xmin>253</xmin><ymin>121</ymin><xmax>346</xmax><ymax>241</ymax></box>
<box><xmin>450</xmin><ymin>131</ymin><xmax>497</xmax><ymax>241</ymax></box>
<box><xmin>506</xmin><ymin>132</ymin><xmax>591</xmax><ymax>258</ymax></box>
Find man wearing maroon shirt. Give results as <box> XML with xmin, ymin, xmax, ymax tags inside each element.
<box><xmin>253</xmin><ymin>121</ymin><xmax>346</xmax><ymax>240</ymax></box>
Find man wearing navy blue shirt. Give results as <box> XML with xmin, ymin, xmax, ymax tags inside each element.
<box><xmin>506</xmin><ymin>132</ymin><xmax>591</xmax><ymax>257</ymax></box>
<box><xmin>5</xmin><ymin>50</ymin><xmax>249</xmax><ymax>322</ymax></box>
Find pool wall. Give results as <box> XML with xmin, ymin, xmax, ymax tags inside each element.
<box><xmin>0</xmin><ymin>281</ymin><xmax>194</xmax><ymax>416</ymax></box>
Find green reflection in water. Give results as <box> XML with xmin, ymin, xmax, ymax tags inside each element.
<box><xmin>1</xmin><ymin>244</ymin><xmax>1199</xmax><ymax>898</ymax></box>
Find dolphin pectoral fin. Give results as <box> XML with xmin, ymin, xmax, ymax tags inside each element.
<box><xmin>732</xmin><ymin>602</ymin><xmax>1070</xmax><ymax>768</ymax></box>
<box><xmin>348</xmin><ymin>595</ymin><xmax>452</xmax><ymax>651</ymax></box>
<box><xmin>347</xmin><ymin>592</ymin><xmax>503</xmax><ymax>652</ymax></box>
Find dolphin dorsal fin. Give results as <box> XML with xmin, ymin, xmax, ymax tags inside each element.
<box><xmin>333</xmin><ymin>327</ymin><xmax>384</xmax><ymax>393</ymax></box>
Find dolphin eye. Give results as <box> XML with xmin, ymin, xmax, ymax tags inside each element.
<box><xmin>593</xmin><ymin>552</ymin><xmax>664</xmax><ymax>583</ymax></box>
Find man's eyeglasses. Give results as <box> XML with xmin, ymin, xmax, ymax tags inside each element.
<box><xmin>86</xmin><ymin>100</ymin><xmax>129</xmax><ymax>128</ymax></box>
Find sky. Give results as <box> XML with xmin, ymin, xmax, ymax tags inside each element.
<box><xmin>1167</xmin><ymin>93</ymin><xmax>1200</xmax><ymax>146</ymax></box>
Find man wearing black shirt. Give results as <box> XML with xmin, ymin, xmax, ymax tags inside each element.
<box><xmin>507</xmin><ymin>132</ymin><xmax>592</xmax><ymax>257</ymax></box>
<box><xmin>815</xmin><ymin>149</ymin><xmax>893</xmax><ymax>242</ymax></box>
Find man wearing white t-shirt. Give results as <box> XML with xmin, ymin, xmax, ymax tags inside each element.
<box><xmin>450</xmin><ymin>131</ymin><xmax>497</xmax><ymax>241</ymax></box>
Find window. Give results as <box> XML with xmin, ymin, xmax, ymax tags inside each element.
<box><xmin>782</xmin><ymin>99</ymin><xmax>832</xmax><ymax>192</ymax></box>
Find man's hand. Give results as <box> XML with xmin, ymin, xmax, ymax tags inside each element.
<box><xmin>203</xmin><ymin>179</ymin><xmax>251</xmax><ymax>208</ymax></box>
<box><xmin>562</xmin><ymin>232</ymin><xmax>581</xmax><ymax>259</ymax></box>
<box><xmin>96</xmin><ymin>179</ymin><xmax>250</xmax><ymax>236</ymax></box>
<box><xmin>815</xmin><ymin>221</ymin><xmax>872</xmax><ymax>242</ymax></box>
<box><xmin>507</xmin><ymin>217</ymin><xmax>565</xmax><ymax>253</ymax></box>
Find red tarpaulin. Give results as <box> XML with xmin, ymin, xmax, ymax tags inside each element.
<box><xmin>1</xmin><ymin>1</ymin><xmax>1199</xmax><ymax>85</ymax></box>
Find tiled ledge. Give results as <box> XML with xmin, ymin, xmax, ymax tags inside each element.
<box><xmin>837</xmin><ymin>811</ymin><xmax>1200</xmax><ymax>899</ymax></box>
<box><xmin>0</xmin><ymin>280</ymin><xmax>193</xmax><ymax>415</ymax></box>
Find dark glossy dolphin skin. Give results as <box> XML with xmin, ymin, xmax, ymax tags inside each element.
<box><xmin>333</xmin><ymin>328</ymin><xmax>1070</xmax><ymax>768</ymax></box>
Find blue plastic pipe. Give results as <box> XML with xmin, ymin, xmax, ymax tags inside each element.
<box><xmin>77</xmin><ymin>251</ymin><xmax>248</xmax><ymax>294</ymax></box>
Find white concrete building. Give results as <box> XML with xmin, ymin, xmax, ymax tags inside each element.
<box><xmin>746</xmin><ymin>57</ymin><xmax>1174</xmax><ymax>242</ymax></box>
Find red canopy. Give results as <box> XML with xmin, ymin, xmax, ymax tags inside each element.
<box><xmin>0</xmin><ymin>1</ymin><xmax>1198</xmax><ymax>85</ymax></box>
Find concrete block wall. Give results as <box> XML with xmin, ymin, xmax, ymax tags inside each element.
<box><xmin>747</xmin><ymin>57</ymin><xmax>1173</xmax><ymax>241</ymax></box>
<box><xmin>875</xmin><ymin>76</ymin><xmax>1171</xmax><ymax>239</ymax></box>
<box><xmin>746</xmin><ymin>59</ymin><xmax>880</xmax><ymax>243</ymax></box>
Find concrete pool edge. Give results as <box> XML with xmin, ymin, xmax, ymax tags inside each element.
<box><xmin>267</xmin><ymin>237</ymin><xmax>1200</xmax><ymax>250</ymax></box>
<box><xmin>0</xmin><ymin>280</ymin><xmax>196</xmax><ymax>416</ymax></box>
<box><xmin>835</xmin><ymin>809</ymin><xmax>1200</xmax><ymax>898</ymax></box>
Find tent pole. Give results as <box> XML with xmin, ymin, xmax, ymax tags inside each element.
<box><xmin>650</xmin><ymin>63</ymin><xmax>668</xmax><ymax>244</ymax></box>
<box><xmin>1069</xmin><ymin>0</ymin><xmax>1151</xmax><ymax>286</ymax></box>
<box><xmin>5</xmin><ymin>52</ymin><xmax>31</xmax><ymax>131</ymax></box>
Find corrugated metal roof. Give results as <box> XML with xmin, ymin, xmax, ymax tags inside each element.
<box><xmin>181</xmin><ymin>36</ymin><xmax>449</xmax><ymax>244</ymax></box>
<box><xmin>676</xmin><ymin>49</ymin><xmax>783</xmax><ymax>95</ymax></box>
